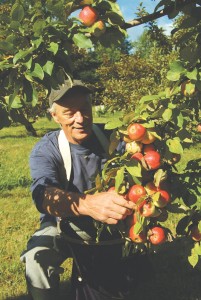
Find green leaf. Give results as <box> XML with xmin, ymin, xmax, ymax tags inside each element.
<box><xmin>109</xmin><ymin>130</ymin><xmax>120</xmax><ymax>155</ymax></box>
<box><xmin>43</xmin><ymin>61</ymin><xmax>54</xmax><ymax>76</ymax></box>
<box><xmin>23</xmin><ymin>57</ymin><xmax>33</xmax><ymax>70</ymax></box>
<box><xmin>188</xmin><ymin>247</ymin><xmax>199</xmax><ymax>268</ymax></box>
<box><xmin>110</xmin><ymin>2</ymin><xmax>124</xmax><ymax>17</ymax></box>
<box><xmin>194</xmin><ymin>242</ymin><xmax>201</xmax><ymax>256</ymax></box>
<box><xmin>105</xmin><ymin>119</ymin><xmax>123</xmax><ymax>130</ymax></box>
<box><xmin>10</xmin><ymin>21</ymin><xmax>21</xmax><ymax>29</ymax></box>
<box><xmin>98</xmin><ymin>27</ymin><xmax>126</xmax><ymax>48</ymax></box>
<box><xmin>177</xmin><ymin>112</ymin><xmax>184</xmax><ymax>128</ymax></box>
<box><xmin>139</xmin><ymin>94</ymin><xmax>160</xmax><ymax>103</ymax></box>
<box><xmin>122</xmin><ymin>112</ymin><xmax>135</xmax><ymax>125</ymax></box>
<box><xmin>186</xmin><ymin>69</ymin><xmax>198</xmax><ymax>80</ymax></box>
<box><xmin>167</xmin><ymin>60</ymin><xmax>186</xmax><ymax>81</ymax></box>
<box><xmin>154</xmin><ymin>169</ymin><xmax>167</xmax><ymax>187</ymax></box>
<box><xmin>198</xmin><ymin>221</ymin><xmax>201</xmax><ymax>233</ymax></box>
<box><xmin>32</xmin><ymin>37</ymin><xmax>43</xmax><ymax>48</ymax></box>
<box><xmin>33</xmin><ymin>20</ymin><xmax>46</xmax><ymax>36</ymax></box>
<box><xmin>10</xmin><ymin>95</ymin><xmax>23</xmax><ymax>109</ymax></box>
<box><xmin>162</xmin><ymin>108</ymin><xmax>172</xmax><ymax>121</ymax></box>
<box><xmin>32</xmin><ymin>87</ymin><xmax>38</xmax><ymax>107</ymax></box>
<box><xmin>13</xmin><ymin>48</ymin><xmax>35</xmax><ymax>64</ymax></box>
<box><xmin>47</xmin><ymin>42</ymin><xmax>59</xmax><ymax>55</ymax></box>
<box><xmin>30</xmin><ymin>63</ymin><xmax>44</xmax><ymax>80</ymax></box>
<box><xmin>125</xmin><ymin>160</ymin><xmax>142</xmax><ymax>178</ymax></box>
<box><xmin>115</xmin><ymin>167</ymin><xmax>125</xmax><ymax>192</ymax></box>
<box><xmin>133</xmin><ymin>220</ymin><xmax>144</xmax><ymax>235</ymax></box>
<box><xmin>73</xmin><ymin>33</ymin><xmax>93</xmax><ymax>49</ymax></box>
<box><xmin>180</xmin><ymin>46</ymin><xmax>199</xmax><ymax>64</ymax></box>
<box><xmin>106</xmin><ymin>12</ymin><xmax>124</xmax><ymax>26</ymax></box>
<box><xmin>0</xmin><ymin>41</ymin><xmax>13</xmax><ymax>51</ymax></box>
<box><xmin>166</xmin><ymin>138</ymin><xmax>183</xmax><ymax>155</ymax></box>
<box><xmin>11</xmin><ymin>3</ymin><xmax>24</xmax><ymax>22</ymax></box>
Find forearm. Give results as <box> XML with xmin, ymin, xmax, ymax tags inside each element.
<box><xmin>42</xmin><ymin>186</ymin><xmax>87</xmax><ymax>218</ymax></box>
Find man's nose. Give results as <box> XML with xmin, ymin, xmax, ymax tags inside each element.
<box><xmin>74</xmin><ymin>111</ymin><xmax>84</xmax><ymax>122</ymax></box>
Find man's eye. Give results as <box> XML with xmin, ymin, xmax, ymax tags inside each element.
<box><xmin>65</xmin><ymin>112</ymin><xmax>74</xmax><ymax>117</ymax></box>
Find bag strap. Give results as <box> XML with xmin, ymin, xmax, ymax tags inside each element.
<box><xmin>58</xmin><ymin>129</ymin><xmax>72</xmax><ymax>181</ymax></box>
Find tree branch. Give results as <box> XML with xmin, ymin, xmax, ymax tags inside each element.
<box><xmin>122</xmin><ymin>0</ymin><xmax>198</xmax><ymax>29</ymax></box>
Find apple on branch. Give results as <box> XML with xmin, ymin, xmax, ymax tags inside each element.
<box><xmin>148</xmin><ymin>226</ymin><xmax>166</xmax><ymax>245</ymax></box>
<box><xmin>91</xmin><ymin>20</ymin><xmax>106</xmax><ymax>37</ymax></box>
<box><xmin>127</xmin><ymin>184</ymin><xmax>147</xmax><ymax>204</ymax></box>
<box><xmin>144</xmin><ymin>150</ymin><xmax>161</xmax><ymax>170</ymax></box>
<box><xmin>138</xmin><ymin>200</ymin><xmax>161</xmax><ymax>218</ymax></box>
<box><xmin>125</xmin><ymin>140</ymin><xmax>143</xmax><ymax>154</ymax></box>
<box><xmin>129</xmin><ymin>225</ymin><xmax>147</xmax><ymax>243</ymax></box>
<box><xmin>127</xmin><ymin>123</ymin><xmax>146</xmax><ymax>141</ymax></box>
<box><xmin>143</xmin><ymin>143</ymin><xmax>155</xmax><ymax>154</ymax></box>
<box><xmin>79</xmin><ymin>5</ymin><xmax>98</xmax><ymax>26</ymax></box>
<box><xmin>197</xmin><ymin>124</ymin><xmax>201</xmax><ymax>133</ymax></box>
<box><xmin>141</xmin><ymin>129</ymin><xmax>156</xmax><ymax>144</ymax></box>
<box><xmin>145</xmin><ymin>182</ymin><xmax>171</xmax><ymax>208</ymax></box>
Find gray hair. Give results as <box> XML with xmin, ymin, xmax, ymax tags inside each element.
<box><xmin>48</xmin><ymin>102</ymin><xmax>57</xmax><ymax>114</ymax></box>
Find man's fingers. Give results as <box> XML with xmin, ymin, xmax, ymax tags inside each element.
<box><xmin>113</xmin><ymin>196</ymin><xmax>135</xmax><ymax>210</ymax></box>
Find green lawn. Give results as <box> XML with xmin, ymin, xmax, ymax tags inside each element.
<box><xmin>0</xmin><ymin>116</ymin><xmax>201</xmax><ymax>300</ymax></box>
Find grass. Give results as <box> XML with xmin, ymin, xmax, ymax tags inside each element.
<box><xmin>0</xmin><ymin>114</ymin><xmax>201</xmax><ymax>300</ymax></box>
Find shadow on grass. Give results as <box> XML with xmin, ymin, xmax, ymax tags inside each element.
<box><xmin>132</xmin><ymin>237</ymin><xmax>201</xmax><ymax>300</ymax></box>
<box><xmin>5</xmin><ymin>281</ymin><xmax>72</xmax><ymax>300</ymax></box>
<box><xmin>0</xmin><ymin>127</ymin><xmax>58</xmax><ymax>139</ymax></box>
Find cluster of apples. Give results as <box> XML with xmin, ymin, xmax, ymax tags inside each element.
<box><xmin>122</xmin><ymin>122</ymin><xmax>201</xmax><ymax>246</ymax></box>
<box><xmin>126</xmin><ymin>182</ymin><xmax>170</xmax><ymax>245</ymax></box>
<box><xmin>124</xmin><ymin>123</ymin><xmax>163</xmax><ymax>170</ymax></box>
<box><xmin>122</xmin><ymin>123</ymin><xmax>171</xmax><ymax>245</ymax></box>
<box><xmin>79</xmin><ymin>3</ymin><xmax>106</xmax><ymax>37</ymax></box>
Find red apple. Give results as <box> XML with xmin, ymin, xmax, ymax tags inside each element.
<box><xmin>197</xmin><ymin>124</ymin><xmax>201</xmax><ymax>133</ymax></box>
<box><xmin>138</xmin><ymin>201</ymin><xmax>160</xmax><ymax>218</ymax></box>
<box><xmin>144</xmin><ymin>150</ymin><xmax>161</xmax><ymax>170</ymax></box>
<box><xmin>127</xmin><ymin>184</ymin><xmax>147</xmax><ymax>204</ymax></box>
<box><xmin>79</xmin><ymin>6</ymin><xmax>98</xmax><ymax>26</ymax></box>
<box><xmin>145</xmin><ymin>182</ymin><xmax>171</xmax><ymax>208</ymax></box>
<box><xmin>153</xmin><ymin>189</ymin><xmax>171</xmax><ymax>208</ymax></box>
<box><xmin>92</xmin><ymin>20</ymin><xmax>106</xmax><ymax>37</ymax></box>
<box><xmin>143</xmin><ymin>144</ymin><xmax>155</xmax><ymax>154</ymax></box>
<box><xmin>145</xmin><ymin>182</ymin><xmax>157</xmax><ymax>195</ymax></box>
<box><xmin>127</xmin><ymin>212</ymin><xmax>138</xmax><ymax>227</ymax></box>
<box><xmin>129</xmin><ymin>225</ymin><xmax>147</xmax><ymax>243</ymax></box>
<box><xmin>127</xmin><ymin>123</ymin><xmax>146</xmax><ymax>141</ymax></box>
<box><xmin>131</xmin><ymin>152</ymin><xmax>143</xmax><ymax>161</ymax></box>
<box><xmin>141</xmin><ymin>130</ymin><xmax>156</xmax><ymax>144</ymax></box>
<box><xmin>148</xmin><ymin>226</ymin><xmax>166</xmax><ymax>245</ymax></box>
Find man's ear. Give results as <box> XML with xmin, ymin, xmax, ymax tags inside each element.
<box><xmin>51</xmin><ymin>112</ymin><xmax>60</xmax><ymax>124</ymax></box>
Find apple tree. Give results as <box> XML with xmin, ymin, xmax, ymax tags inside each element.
<box><xmin>0</xmin><ymin>0</ymin><xmax>200</xmax><ymax>267</ymax></box>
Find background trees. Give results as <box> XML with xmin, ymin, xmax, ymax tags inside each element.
<box><xmin>0</xmin><ymin>0</ymin><xmax>200</xmax><ymax>133</ymax></box>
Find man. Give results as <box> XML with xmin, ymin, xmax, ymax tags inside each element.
<box><xmin>20</xmin><ymin>79</ymin><xmax>147</xmax><ymax>300</ymax></box>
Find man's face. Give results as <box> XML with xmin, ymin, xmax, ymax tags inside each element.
<box><xmin>51</xmin><ymin>92</ymin><xmax>93</xmax><ymax>144</ymax></box>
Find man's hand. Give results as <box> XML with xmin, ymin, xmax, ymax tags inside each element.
<box><xmin>80</xmin><ymin>191</ymin><xmax>135</xmax><ymax>224</ymax></box>
<box><xmin>42</xmin><ymin>186</ymin><xmax>134</xmax><ymax>224</ymax></box>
